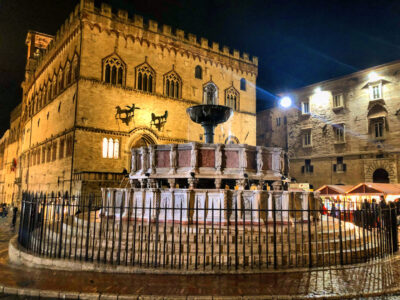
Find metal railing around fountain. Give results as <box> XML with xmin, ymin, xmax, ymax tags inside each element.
<box><xmin>18</xmin><ymin>192</ymin><xmax>398</xmax><ymax>271</ymax></box>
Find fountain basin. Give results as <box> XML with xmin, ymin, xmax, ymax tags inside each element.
<box><xmin>186</xmin><ymin>105</ymin><xmax>233</xmax><ymax>143</ymax></box>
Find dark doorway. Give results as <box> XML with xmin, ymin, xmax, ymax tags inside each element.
<box><xmin>373</xmin><ymin>168</ymin><xmax>389</xmax><ymax>183</ymax></box>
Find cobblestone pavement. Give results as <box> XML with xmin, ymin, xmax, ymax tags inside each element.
<box><xmin>2</xmin><ymin>216</ymin><xmax>400</xmax><ymax>299</ymax></box>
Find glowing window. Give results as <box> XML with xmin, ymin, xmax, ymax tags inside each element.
<box><xmin>333</xmin><ymin>124</ymin><xmax>345</xmax><ymax>143</ymax></box>
<box><xmin>333</xmin><ymin>94</ymin><xmax>343</xmax><ymax>108</ymax></box>
<box><xmin>136</xmin><ymin>63</ymin><xmax>155</xmax><ymax>93</ymax></box>
<box><xmin>369</xmin><ymin>83</ymin><xmax>382</xmax><ymax>100</ymax></box>
<box><xmin>103</xmin><ymin>56</ymin><xmax>125</xmax><ymax>86</ymax></box>
<box><xmin>225</xmin><ymin>86</ymin><xmax>239</xmax><ymax>110</ymax></box>
<box><xmin>203</xmin><ymin>82</ymin><xmax>218</xmax><ymax>104</ymax></box>
<box><xmin>164</xmin><ymin>71</ymin><xmax>181</xmax><ymax>98</ymax></box>
<box><xmin>113</xmin><ymin>139</ymin><xmax>119</xmax><ymax>159</ymax></box>
<box><xmin>108</xmin><ymin>138</ymin><xmax>114</xmax><ymax>158</ymax></box>
<box><xmin>303</xmin><ymin>130</ymin><xmax>312</xmax><ymax>147</ymax></box>
<box><xmin>102</xmin><ymin>138</ymin><xmax>108</xmax><ymax>158</ymax></box>
<box><xmin>301</xmin><ymin>101</ymin><xmax>310</xmax><ymax>114</ymax></box>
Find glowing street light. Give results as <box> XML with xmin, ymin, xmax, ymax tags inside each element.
<box><xmin>368</xmin><ymin>71</ymin><xmax>379</xmax><ymax>82</ymax></box>
<box><xmin>279</xmin><ymin>96</ymin><xmax>292</xmax><ymax>108</ymax></box>
<box><xmin>314</xmin><ymin>87</ymin><xmax>321</xmax><ymax>93</ymax></box>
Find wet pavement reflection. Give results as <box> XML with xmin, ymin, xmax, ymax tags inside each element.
<box><xmin>1</xmin><ymin>215</ymin><xmax>400</xmax><ymax>298</ymax></box>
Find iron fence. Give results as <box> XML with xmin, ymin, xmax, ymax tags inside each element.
<box><xmin>18</xmin><ymin>192</ymin><xmax>398</xmax><ymax>271</ymax></box>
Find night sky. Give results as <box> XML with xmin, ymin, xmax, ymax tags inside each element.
<box><xmin>1</xmin><ymin>0</ymin><xmax>400</xmax><ymax>136</ymax></box>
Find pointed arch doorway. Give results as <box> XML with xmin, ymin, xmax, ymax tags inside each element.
<box><xmin>131</xmin><ymin>134</ymin><xmax>155</xmax><ymax>148</ymax></box>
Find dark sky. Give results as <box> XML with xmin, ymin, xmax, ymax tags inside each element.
<box><xmin>1</xmin><ymin>0</ymin><xmax>400</xmax><ymax>136</ymax></box>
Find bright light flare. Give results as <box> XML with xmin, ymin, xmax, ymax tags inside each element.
<box><xmin>368</xmin><ymin>71</ymin><xmax>380</xmax><ymax>82</ymax></box>
<box><xmin>279</xmin><ymin>96</ymin><xmax>292</xmax><ymax>108</ymax></box>
<box><xmin>314</xmin><ymin>87</ymin><xmax>321</xmax><ymax>93</ymax></box>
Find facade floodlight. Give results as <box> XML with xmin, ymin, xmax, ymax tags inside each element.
<box><xmin>279</xmin><ymin>96</ymin><xmax>292</xmax><ymax>108</ymax></box>
<box><xmin>368</xmin><ymin>71</ymin><xmax>379</xmax><ymax>82</ymax></box>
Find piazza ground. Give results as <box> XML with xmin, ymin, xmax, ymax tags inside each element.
<box><xmin>1</xmin><ymin>215</ymin><xmax>400</xmax><ymax>299</ymax></box>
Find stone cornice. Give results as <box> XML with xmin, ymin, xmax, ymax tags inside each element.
<box><xmin>75</xmin><ymin>125</ymin><xmax>189</xmax><ymax>144</ymax></box>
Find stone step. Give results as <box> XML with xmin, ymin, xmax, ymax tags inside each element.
<box><xmin>35</xmin><ymin>228</ymin><xmax>378</xmax><ymax>256</ymax></box>
<box><xmin>58</xmin><ymin>220</ymin><xmax>367</xmax><ymax>244</ymax></box>
<box><xmin>33</xmin><ymin>242</ymin><xmax>381</xmax><ymax>269</ymax></box>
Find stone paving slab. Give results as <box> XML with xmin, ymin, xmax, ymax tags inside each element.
<box><xmin>2</xmin><ymin>215</ymin><xmax>400</xmax><ymax>299</ymax></box>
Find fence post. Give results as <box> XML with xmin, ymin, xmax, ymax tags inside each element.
<box><xmin>391</xmin><ymin>204</ymin><xmax>398</xmax><ymax>253</ymax></box>
<box><xmin>307</xmin><ymin>198</ymin><xmax>312</xmax><ymax>268</ymax></box>
<box><xmin>58</xmin><ymin>194</ymin><xmax>66</xmax><ymax>258</ymax></box>
<box><xmin>273</xmin><ymin>193</ymin><xmax>278</xmax><ymax>269</ymax></box>
<box><xmin>85</xmin><ymin>196</ymin><xmax>92</xmax><ymax>261</ymax></box>
<box><xmin>338</xmin><ymin>206</ymin><xmax>344</xmax><ymax>265</ymax></box>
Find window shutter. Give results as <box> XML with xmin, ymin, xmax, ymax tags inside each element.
<box><xmin>333</xmin><ymin>164</ymin><xmax>337</xmax><ymax>172</ymax></box>
<box><xmin>310</xmin><ymin>165</ymin><xmax>314</xmax><ymax>173</ymax></box>
<box><xmin>301</xmin><ymin>166</ymin><xmax>305</xmax><ymax>173</ymax></box>
<box><xmin>343</xmin><ymin>164</ymin><xmax>347</xmax><ymax>172</ymax></box>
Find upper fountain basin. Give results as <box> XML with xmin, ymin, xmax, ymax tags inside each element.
<box><xmin>186</xmin><ymin>105</ymin><xmax>233</xmax><ymax>126</ymax></box>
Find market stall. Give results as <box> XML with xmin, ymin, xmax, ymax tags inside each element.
<box><xmin>316</xmin><ymin>185</ymin><xmax>353</xmax><ymax>211</ymax></box>
<box><xmin>346</xmin><ymin>183</ymin><xmax>400</xmax><ymax>203</ymax></box>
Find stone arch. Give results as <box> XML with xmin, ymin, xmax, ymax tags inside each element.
<box><xmin>126</xmin><ymin>128</ymin><xmax>158</xmax><ymax>152</ymax></box>
<box><xmin>126</xmin><ymin>129</ymin><xmax>158</xmax><ymax>173</ymax></box>
<box><xmin>373</xmin><ymin>168</ymin><xmax>389</xmax><ymax>183</ymax></box>
<box><xmin>364</xmin><ymin>159</ymin><xmax>398</xmax><ymax>183</ymax></box>
<box><xmin>224</xmin><ymin>135</ymin><xmax>239</xmax><ymax>144</ymax></box>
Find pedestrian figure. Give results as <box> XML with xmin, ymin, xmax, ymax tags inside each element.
<box><xmin>12</xmin><ymin>205</ymin><xmax>18</xmax><ymax>228</ymax></box>
<box><xmin>331</xmin><ymin>204</ymin><xmax>337</xmax><ymax>218</ymax></box>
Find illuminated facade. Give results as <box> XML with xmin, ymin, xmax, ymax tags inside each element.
<box><xmin>257</xmin><ymin>61</ymin><xmax>400</xmax><ymax>188</ymax></box>
<box><xmin>0</xmin><ymin>0</ymin><xmax>258</xmax><ymax>202</ymax></box>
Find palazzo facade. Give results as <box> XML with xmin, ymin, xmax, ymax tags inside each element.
<box><xmin>257</xmin><ymin>61</ymin><xmax>400</xmax><ymax>188</ymax></box>
<box><xmin>0</xmin><ymin>0</ymin><xmax>258</xmax><ymax>203</ymax></box>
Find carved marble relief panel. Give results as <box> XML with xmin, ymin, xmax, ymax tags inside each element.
<box><xmin>224</xmin><ymin>150</ymin><xmax>239</xmax><ymax>168</ymax></box>
<box><xmin>156</xmin><ymin>150</ymin><xmax>170</xmax><ymax>168</ymax></box>
<box><xmin>178</xmin><ymin>149</ymin><xmax>191</xmax><ymax>167</ymax></box>
<box><xmin>199</xmin><ymin>149</ymin><xmax>215</xmax><ymax>168</ymax></box>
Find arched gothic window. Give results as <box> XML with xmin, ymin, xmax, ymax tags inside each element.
<box><xmin>164</xmin><ymin>70</ymin><xmax>182</xmax><ymax>98</ymax></box>
<box><xmin>103</xmin><ymin>56</ymin><xmax>125</xmax><ymax>86</ymax></box>
<box><xmin>102</xmin><ymin>138</ymin><xmax>119</xmax><ymax>159</ymax></box>
<box><xmin>195</xmin><ymin>65</ymin><xmax>202</xmax><ymax>79</ymax></box>
<box><xmin>240</xmin><ymin>78</ymin><xmax>246</xmax><ymax>91</ymax></box>
<box><xmin>225</xmin><ymin>86</ymin><xmax>239</xmax><ymax>111</ymax></box>
<box><xmin>203</xmin><ymin>82</ymin><xmax>218</xmax><ymax>104</ymax></box>
<box><xmin>73</xmin><ymin>56</ymin><xmax>79</xmax><ymax>81</ymax></box>
<box><xmin>35</xmin><ymin>95</ymin><xmax>39</xmax><ymax>113</ymax></box>
<box><xmin>52</xmin><ymin>76</ymin><xmax>57</xmax><ymax>98</ymax></box>
<box><xmin>136</xmin><ymin>62</ymin><xmax>155</xmax><ymax>93</ymax></box>
<box><xmin>65</xmin><ymin>62</ymin><xmax>72</xmax><ymax>85</ymax></box>
<box><xmin>58</xmin><ymin>70</ymin><xmax>64</xmax><ymax>92</ymax></box>
<box><xmin>47</xmin><ymin>82</ymin><xmax>52</xmax><ymax>103</ymax></box>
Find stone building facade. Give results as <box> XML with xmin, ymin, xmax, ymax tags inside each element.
<box><xmin>0</xmin><ymin>0</ymin><xmax>258</xmax><ymax>202</ymax></box>
<box><xmin>257</xmin><ymin>61</ymin><xmax>400</xmax><ymax>188</ymax></box>
<box><xmin>0</xmin><ymin>105</ymin><xmax>21</xmax><ymax>204</ymax></box>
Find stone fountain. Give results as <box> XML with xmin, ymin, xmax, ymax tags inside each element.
<box><xmin>13</xmin><ymin>104</ymin><xmax>380</xmax><ymax>273</ymax></box>
<box><xmin>186</xmin><ymin>104</ymin><xmax>233</xmax><ymax>144</ymax></box>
